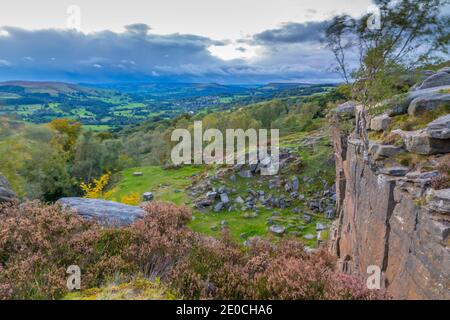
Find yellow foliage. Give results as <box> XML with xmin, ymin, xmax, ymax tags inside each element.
<box><xmin>120</xmin><ymin>192</ymin><xmax>141</xmax><ymax>206</ymax></box>
<box><xmin>80</xmin><ymin>172</ymin><xmax>111</xmax><ymax>198</ymax></box>
<box><xmin>48</xmin><ymin>118</ymin><xmax>81</xmax><ymax>154</ymax></box>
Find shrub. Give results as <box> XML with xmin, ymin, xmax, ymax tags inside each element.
<box><xmin>0</xmin><ymin>201</ymin><xmax>387</xmax><ymax>300</ymax></box>
<box><xmin>120</xmin><ymin>192</ymin><xmax>141</xmax><ymax>205</ymax></box>
<box><xmin>170</xmin><ymin>232</ymin><xmax>387</xmax><ymax>300</ymax></box>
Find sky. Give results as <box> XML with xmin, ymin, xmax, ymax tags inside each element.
<box><xmin>0</xmin><ymin>0</ymin><xmax>374</xmax><ymax>83</ymax></box>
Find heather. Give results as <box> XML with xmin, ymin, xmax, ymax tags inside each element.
<box><xmin>0</xmin><ymin>200</ymin><xmax>386</xmax><ymax>300</ymax></box>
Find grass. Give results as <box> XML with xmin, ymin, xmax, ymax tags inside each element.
<box><xmin>83</xmin><ymin>125</ymin><xmax>113</xmax><ymax>132</ymax></box>
<box><xmin>63</xmin><ymin>278</ymin><xmax>178</xmax><ymax>300</ymax></box>
<box><xmin>105</xmin><ymin>165</ymin><xmax>204</xmax><ymax>205</ymax></box>
<box><xmin>189</xmin><ymin>207</ymin><xmax>324</xmax><ymax>247</ymax></box>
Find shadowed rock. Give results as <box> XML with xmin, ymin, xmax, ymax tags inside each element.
<box><xmin>57</xmin><ymin>197</ymin><xmax>145</xmax><ymax>227</ymax></box>
<box><xmin>0</xmin><ymin>174</ymin><xmax>17</xmax><ymax>204</ymax></box>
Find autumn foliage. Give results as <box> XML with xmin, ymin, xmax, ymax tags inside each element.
<box><xmin>0</xmin><ymin>201</ymin><xmax>387</xmax><ymax>300</ymax></box>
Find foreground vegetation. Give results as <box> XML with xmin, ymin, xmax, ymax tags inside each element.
<box><xmin>0</xmin><ymin>201</ymin><xmax>386</xmax><ymax>300</ymax></box>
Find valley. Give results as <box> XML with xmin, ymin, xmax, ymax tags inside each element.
<box><xmin>0</xmin><ymin>80</ymin><xmax>334</xmax><ymax>129</ymax></box>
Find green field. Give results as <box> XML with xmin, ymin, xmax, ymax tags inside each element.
<box><xmin>106</xmin><ymin>166</ymin><xmax>204</xmax><ymax>205</ymax></box>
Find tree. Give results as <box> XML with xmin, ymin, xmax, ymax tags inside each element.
<box><xmin>326</xmin><ymin>0</ymin><xmax>448</xmax><ymax>102</ymax></box>
<box><xmin>48</xmin><ymin>118</ymin><xmax>82</xmax><ymax>156</ymax></box>
<box><xmin>325</xmin><ymin>0</ymin><xmax>449</xmax><ymax>159</ymax></box>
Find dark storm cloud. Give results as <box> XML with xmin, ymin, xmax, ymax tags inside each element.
<box><xmin>253</xmin><ymin>21</ymin><xmax>329</xmax><ymax>45</ymax></box>
<box><xmin>0</xmin><ymin>22</ymin><xmax>339</xmax><ymax>83</ymax></box>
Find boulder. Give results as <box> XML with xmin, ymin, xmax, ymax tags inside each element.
<box><xmin>220</xmin><ymin>193</ymin><xmax>230</xmax><ymax>204</ymax></box>
<box><xmin>195</xmin><ymin>198</ymin><xmax>214</xmax><ymax>209</ymax></box>
<box><xmin>427</xmin><ymin>189</ymin><xmax>450</xmax><ymax>214</ymax></box>
<box><xmin>370</xmin><ymin>114</ymin><xmax>391</xmax><ymax>131</ymax></box>
<box><xmin>133</xmin><ymin>172</ymin><xmax>143</xmax><ymax>177</ymax></box>
<box><xmin>333</xmin><ymin>101</ymin><xmax>357</xmax><ymax>119</ymax></box>
<box><xmin>392</xmin><ymin>129</ymin><xmax>450</xmax><ymax>155</ymax></box>
<box><xmin>438</xmin><ymin>67</ymin><xmax>450</xmax><ymax>74</ymax></box>
<box><xmin>269</xmin><ymin>225</ymin><xmax>285</xmax><ymax>235</ymax></box>
<box><xmin>0</xmin><ymin>174</ymin><xmax>17</xmax><ymax>204</ymax></box>
<box><xmin>304</xmin><ymin>234</ymin><xmax>315</xmax><ymax>240</ymax></box>
<box><xmin>408</xmin><ymin>92</ymin><xmax>450</xmax><ymax>116</ymax></box>
<box><xmin>292</xmin><ymin>176</ymin><xmax>299</xmax><ymax>192</ymax></box>
<box><xmin>379</xmin><ymin>166</ymin><xmax>409</xmax><ymax>177</ymax></box>
<box><xmin>206</xmin><ymin>191</ymin><xmax>218</xmax><ymax>200</ymax></box>
<box><xmin>142</xmin><ymin>192</ymin><xmax>154</xmax><ymax>202</ymax></box>
<box><xmin>303</xmin><ymin>214</ymin><xmax>312</xmax><ymax>223</ymax></box>
<box><xmin>412</xmin><ymin>71</ymin><xmax>450</xmax><ymax>91</ymax></box>
<box><xmin>426</xmin><ymin>114</ymin><xmax>450</xmax><ymax>139</ymax></box>
<box><xmin>369</xmin><ymin>143</ymin><xmax>403</xmax><ymax>160</ymax></box>
<box><xmin>214</xmin><ymin>202</ymin><xmax>225</xmax><ymax>212</ymax></box>
<box><xmin>57</xmin><ymin>197</ymin><xmax>145</xmax><ymax>227</ymax></box>
<box><xmin>243</xmin><ymin>212</ymin><xmax>258</xmax><ymax>219</ymax></box>
<box><xmin>235</xmin><ymin>196</ymin><xmax>244</xmax><ymax>204</ymax></box>
<box><xmin>238</xmin><ymin>170</ymin><xmax>253</xmax><ymax>178</ymax></box>
<box><xmin>316</xmin><ymin>223</ymin><xmax>326</xmax><ymax>231</ymax></box>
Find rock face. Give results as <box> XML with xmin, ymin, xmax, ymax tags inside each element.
<box><xmin>392</xmin><ymin>129</ymin><xmax>450</xmax><ymax>155</ymax></box>
<box><xmin>58</xmin><ymin>197</ymin><xmax>145</xmax><ymax>227</ymax></box>
<box><xmin>0</xmin><ymin>174</ymin><xmax>17</xmax><ymax>204</ymax></box>
<box><xmin>370</xmin><ymin>114</ymin><xmax>391</xmax><ymax>131</ymax></box>
<box><xmin>412</xmin><ymin>71</ymin><xmax>450</xmax><ymax>91</ymax></box>
<box><xmin>328</xmin><ymin>113</ymin><xmax>450</xmax><ymax>300</ymax></box>
<box><xmin>427</xmin><ymin>114</ymin><xmax>450</xmax><ymax>139</ymax></box>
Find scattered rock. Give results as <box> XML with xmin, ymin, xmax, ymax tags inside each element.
<box><xmin>304</xmin><ymin>234</ymin><xmax>315</xmax><ymax>240</ymax></box>
<box><xmin>235</xmin><ymin>196</ymin><xmax>244</xmax><ymax>204</ymax></box>
<box><xmin>238</xmin><ymin>170</ymin><xmax>253</xmax><ymax>178</ymax></box>
<box><xmin>206</xmin><ymin>191</ymin><xmax>218</xmax><ymax>200</ymax></box>
<box><xmin>220</xmin><ymin>193</ymin><xmax>230</xmax><ymax>204</ymax></box>
<box><xmin>195</xmin><ymin>198</ymin><xmax>213</xmax><ymax>209</ymax></box>
<box><xmin>57</xmin><ymin>197</ymin><xmax>145</xmax><ymax>227</ymax></box>
<box><xmin>243</xmin><ymin>212</ymin><xmax>258</xmax><ymax>219</ymax></box>
<box><xmin>214</xmin><ymin>202</ymin><xmax>225</xmax><ymax>212</ymax></box>
<box><xmin>292</xmin><ymin>176</ymin><xmax>299</xmax><ymax>192</ymax></box>
<box><xmin>427</xmin><ymin>189</ymin><xmax>450</xmax><ymax>214</ymax></box>
<box><xmin>316</xmin><ymin>223</ymin><xmax>326</xmax><ymax>231</ymax></box>
<box><xmin>303</xmin><ymin>214</ymin><xmax>312</xmax><ymax>223</ymax></box>
<box><xmin>326</xmin><ymin>206</ymin><xmax>335</xmax><ymax>219</ymax></box>
<box><xmin>269</xmin><ymin>225</ymin><xmax>285</xmax><ymax>235</ymax></box>
<box><xmin>142</xmin><ymin>192</ymin><xmax>154</xmax><ymax>202</ymax></box>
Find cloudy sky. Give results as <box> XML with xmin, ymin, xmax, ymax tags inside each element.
<box><xmin>0</xmin><ymin>0</ymin><xmax>375</xmax><ymax>83</ymax></box>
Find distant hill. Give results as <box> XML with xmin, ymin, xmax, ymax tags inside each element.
<box><xmin>259</xmin><ymin>82</ymin><xmax>313</xmax><ymax>90</ymax></box>
<box><xmin>0</xmin><ymin>81</ymin><xmax>97</xmax><ymax>96</ymax></box>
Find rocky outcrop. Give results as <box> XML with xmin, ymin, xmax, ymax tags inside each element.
<box><xmin>0</xmin><ymin>174</ymin><xmax>17</xmax><ymax>204</ymax></box>
<box><xmin>411</xmin><ymin>71</ymin><xmax>450</xmax><ymax>91</ymax></box>
<box><xmin>328</xmin><ymin>106</ymin><xmax>450</xmax><ymax>300</ymax></box>
<box><xmin>57</xmin><ymin>197</ymin><xmax>145</xmax><ymax>227</ymax></box>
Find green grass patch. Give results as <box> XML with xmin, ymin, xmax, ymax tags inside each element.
<box><xmin>106</xmin><ymin>165</ymin><xmax>204</xmax><ymax>205</ymax></box>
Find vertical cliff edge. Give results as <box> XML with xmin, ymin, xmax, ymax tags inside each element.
<box><xmin>328</xmin><ymin>68</ymin><xmax>450</xmax><ymax>300</ymax></box>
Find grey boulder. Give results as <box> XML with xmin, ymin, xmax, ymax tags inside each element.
<box><xmin>0</xmin><ymin>174</ymin><xmax>17</xmax><ymax>204</ymax></box>
<box><xmin>57</xmin><ymin>197</ymin><xmax>145</xmax><ymax>227</ymax></box>
<box><xmin>427</xmin><ymin>114</ymin><xmax>450</xmax><ymax>139</ymax></box>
